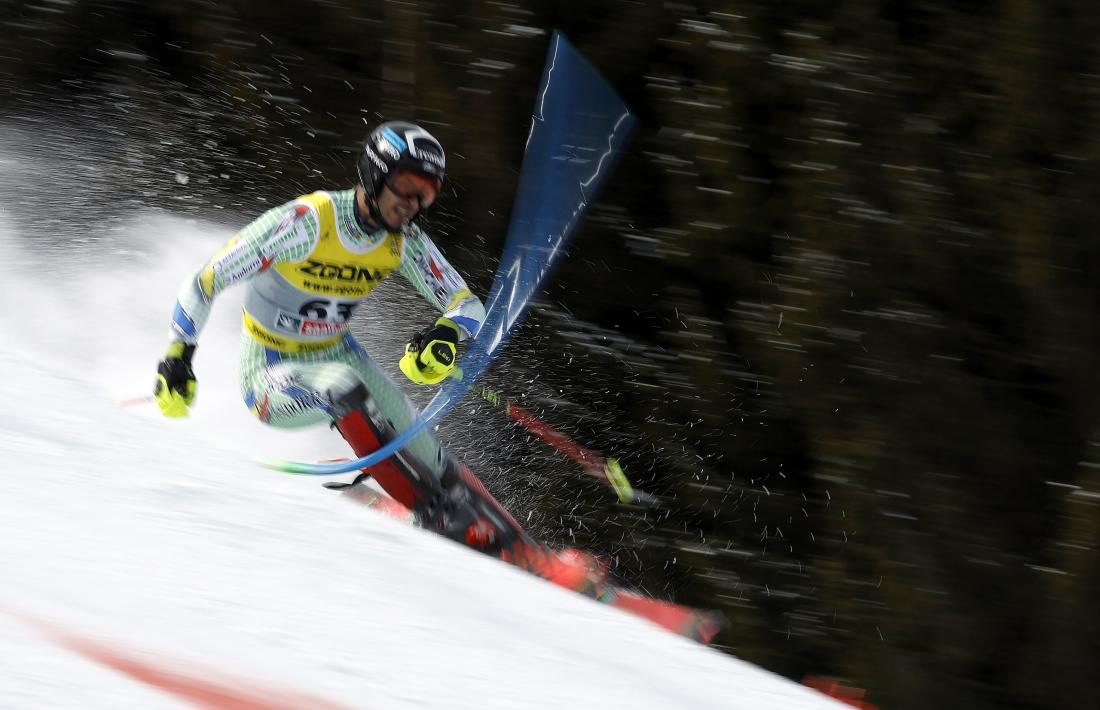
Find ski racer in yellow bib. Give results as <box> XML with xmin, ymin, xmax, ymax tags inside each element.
<box><xmin>152</xmin><ymin>122</ymin><xmax>565</xmax><ymax>566</ymax></box>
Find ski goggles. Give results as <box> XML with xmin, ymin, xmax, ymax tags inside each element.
<box><xmin>386</xmin><ymin>168</ymin><xmax>441</xmax><ymax>210</ymax></box>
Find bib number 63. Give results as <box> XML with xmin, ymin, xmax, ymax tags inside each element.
<box><xmin>299</xmin><ymin>299</ymin><xmax>356</xmax><ymax>323</ymax></box>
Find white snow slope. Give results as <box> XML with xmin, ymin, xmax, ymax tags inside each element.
<box><xmin>0</xmin><ymin>213</ymin><xmax>844</xmax><ymax>710</ymax></box>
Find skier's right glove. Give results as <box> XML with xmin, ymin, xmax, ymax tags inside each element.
<box><xmin>154</xmin><ymin>341</ymin><xmax>196</xmax><ymax>418</ymax></box>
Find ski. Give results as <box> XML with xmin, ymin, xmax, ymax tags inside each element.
<box><xmin>327</xmin><ymin>476</ymin><xmax>724</xmax><ymax>644</ymax></box>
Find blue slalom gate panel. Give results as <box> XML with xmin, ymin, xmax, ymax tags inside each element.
<box><xmin>422</xmin><ymin>30</ymin><xmax>637</xmax><ymax>421</ymax></box>
<box><xmin>273</xmin><ymin>31</ymin><xmax>636</xmax><ymax>476</ymax></box>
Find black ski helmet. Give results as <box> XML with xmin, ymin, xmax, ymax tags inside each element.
<box><xmin>357</xmin><ymin>121</ymin><xmax>446</xmax><ymax>202</ymax></box>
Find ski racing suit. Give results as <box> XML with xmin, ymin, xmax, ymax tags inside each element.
<box><xmin>168</xmin><ymin>188</ymin><xmax>547</xmax><ymax>562</ymax></box>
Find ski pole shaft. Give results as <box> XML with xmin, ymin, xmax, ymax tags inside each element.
<box><xmin>118</xmin><ymin>395</ymin><xmax>154</xmax><ymax>408</ymax></box>
<box><xmin>472</xmin><ymin>385</ymin><xmax>647</xmax><ymax>504</ymax></box>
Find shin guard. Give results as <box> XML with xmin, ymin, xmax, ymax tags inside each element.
<box><xmin>331</xmin><ymin>383</ymin><xmax>434</xmax><ymax>509</ymax></box>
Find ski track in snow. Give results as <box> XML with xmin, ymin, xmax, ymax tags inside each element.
<box><xmin>0</xmin><ymin>215</ymin><xmax>843</xmax><ymax>709</ymax></box>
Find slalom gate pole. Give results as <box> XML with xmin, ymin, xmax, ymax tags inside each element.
<box><xmin>472</xmin><ymin>384</ymin><xmax>651</xmax><ymax>505</ymax></box>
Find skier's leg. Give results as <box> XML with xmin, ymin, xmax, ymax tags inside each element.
<box><xmin>237</xmin><ymin>332</ymin><xmax>438</xmax><ymax>508</ymax></box>
<box><xmin>333</xmin><ymin>348</ymin><xmax>607</xmax><ymax>591</ymax></box>
<box><xmin>237</xmin><ymin>332</ymin><xmax>530</xmax><ymax>554</ymax></box>
<box><xmin>333</xmin><ymin>336</ymin><xmax>531</xmax><ymax>553</ymax></box>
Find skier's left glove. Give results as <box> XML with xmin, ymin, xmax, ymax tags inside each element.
<box><xmin>399</xmin><ymin>317</ymin><xmax>461</xmax><ymax>385</ymax></box>
<box><xmin>154</xmin><ymin>341</ymin><xmax>197</xmax><ymax>417</ymax></box>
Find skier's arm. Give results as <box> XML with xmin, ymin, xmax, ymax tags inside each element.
<box><xmin>397</xmin><ymin>225</ymin><xmax>485</xmax><ymax>339</ymax></box>
<box><xmin>397</xmin><ymin>225</ymin><xmax>485</xmax><ymax>385</ymax></box>
<box><xmin>154</xmin><ymin>200</ymin><xmax>319</xmax><ymax>417</ymax></box>
<box><xmin>169</xmin><ymin>201</ymin><xmax>319</xmax><ymax>345</ymax></box>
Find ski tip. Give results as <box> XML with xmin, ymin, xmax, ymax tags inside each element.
<box><xmin>691</xmin><ymin>610</ymin><xmax>730</xmax><ymax>646</ymax></box>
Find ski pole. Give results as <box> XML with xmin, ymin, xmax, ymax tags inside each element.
<box><xmin>470</xmin><ymin>385</ymin><xmax>651</xmax><ymax>505</ymax></box>
<box><xmin>117</xmin><ymin>395</ymin><xmax>154</xmax><ymax>408</ymax></box>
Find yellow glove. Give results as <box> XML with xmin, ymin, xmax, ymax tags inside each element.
<box><xmin>154</xmin><ymin>341</ymin><xmax>197</xmax><ymax>417</ymax></box>
<box><xmin>399</xmin><ymin>317</ymin><xmax>460</xmax><ymax>385</ymax></box>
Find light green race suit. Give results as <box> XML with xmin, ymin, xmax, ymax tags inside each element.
<box><xmin>167</xmin><ymin>188</ymin><xmax>485</xmax><ymax>472</ymax></box>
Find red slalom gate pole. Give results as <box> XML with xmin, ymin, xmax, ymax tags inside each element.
<box><xmin>473</xmin><ymin>385</ymin><xmax>653</xmax><ymax>505</ymax></box>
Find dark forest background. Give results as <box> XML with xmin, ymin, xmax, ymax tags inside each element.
<box><xmin>3</xmin><ymin>2</ymin><xmax>1100</xmax><ymax>708</ymax></box>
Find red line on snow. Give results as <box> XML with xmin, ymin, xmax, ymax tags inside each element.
<box><xmin>6</xmin><ymin>610</ymin><xmax>355</xmax><ymax>710</ymax></box>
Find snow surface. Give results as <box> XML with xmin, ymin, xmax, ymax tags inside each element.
<box><xmin>0</xmin><ymin>214</ymin><xmax>844</xmax><ymax>709</ymax></box>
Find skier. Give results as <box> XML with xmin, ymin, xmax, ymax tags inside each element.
<box><xmin>148</xmin><ymin>120</ymin><xmax>725</xmax><ymax>643</ymax></box>
<box><xmin>151</xmin><ymin>121</ymin><xmax>595</xmax><ymax>588</ymax></box>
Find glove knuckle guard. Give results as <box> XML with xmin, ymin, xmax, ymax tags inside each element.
<box><xmin>430</xmin><ymin>341</ymin><xmax>455</xmax><ymax>365</ymax></box>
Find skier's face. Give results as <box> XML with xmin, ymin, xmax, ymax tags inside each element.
<box><xmin>377</xmin><ymin>169</ymin><xmax>440</xmax><ymax>228</ymax></box>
